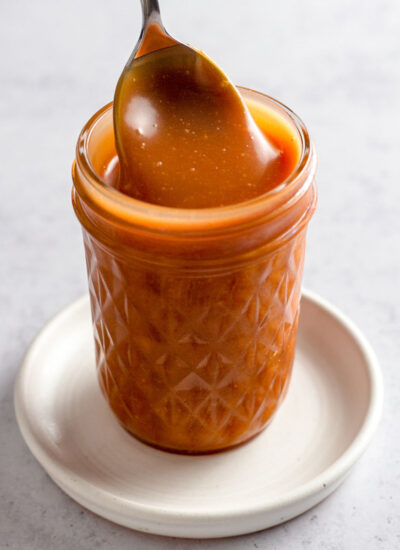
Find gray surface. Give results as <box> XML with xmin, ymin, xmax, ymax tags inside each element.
<box><xmin>1</xmin><ymin>0</ymin><xmax>399</xmax><ymax>548</ymax></box>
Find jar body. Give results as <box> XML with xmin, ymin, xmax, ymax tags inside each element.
<box><xmin>72</xmin><ymin>89</ymin><xmax>317</xmax><ymax>453</ymax></box>
<box><xmin>82</xmin><ymin>228</ymin><xmax>305</xmax><ymax>452</ymax></box>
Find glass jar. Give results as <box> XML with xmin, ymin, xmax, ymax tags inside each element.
<box><xmin>72</xmin><ymin>88</ymin><xmax>317</xmax><ymax>454</ymax></box>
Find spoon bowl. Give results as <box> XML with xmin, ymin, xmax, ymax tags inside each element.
<box><xmin>113</xmin><ymin>0</ymin><xmax>279</xmax><ymax>208</ymax></box>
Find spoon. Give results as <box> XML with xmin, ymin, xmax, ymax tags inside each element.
<box><xmin>113</xmin><ymin>0</ymin><xmax>279</xmax><ymax>208</ymax></box>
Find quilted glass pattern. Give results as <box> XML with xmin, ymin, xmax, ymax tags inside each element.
<box><xmin>84</xmin><ymin>230</ymin><xmax>306</xmax><ymax>453</ymax></box>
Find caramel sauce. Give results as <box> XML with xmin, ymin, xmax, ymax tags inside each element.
<box><xmin>72</xmin><ymin>13</ymin><xmax>316</xmax><ymax>453</ymax></box>
<box><xmin>113</xmin><ymin>22</ymin><xmax>291</xmax><ymax>208</ymax></box>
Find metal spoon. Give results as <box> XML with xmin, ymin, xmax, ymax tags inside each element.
<box><xmin>113</xmin><ymin>0</ymin><xmax>278</xmax><ymax>208</ymax></box>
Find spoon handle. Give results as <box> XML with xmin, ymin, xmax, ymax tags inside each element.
<box><xmin>133</xmin><ymin>0</ymin><xmax>177</xmax><ymax>60</ymax></box>
<box><xmin>141</xmin><ymin>0</ymin><xmax>163</xmax><ymax>28</ymax></box>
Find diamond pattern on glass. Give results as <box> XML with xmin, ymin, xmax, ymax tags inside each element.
<box><xmin>83</xmin><ymin>230</ymin><xmax>306</xmax><ymax>452</ymax></box>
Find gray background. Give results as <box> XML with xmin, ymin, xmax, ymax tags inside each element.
<box><xmin>1</xmin><ymin>0</ymin><xmax>399</xmax><ymax>548</ymax></box>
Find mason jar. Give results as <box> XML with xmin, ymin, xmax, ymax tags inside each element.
<box><xmin>72</xmin><ymin>87</ymin><xmax>317</xmax><ymax>454</ymax></box>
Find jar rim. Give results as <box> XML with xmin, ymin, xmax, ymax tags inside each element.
<box><xmin>73</xmin><ymin>87</ymin><xmax>316</xmax><ymax>234</ymax></box>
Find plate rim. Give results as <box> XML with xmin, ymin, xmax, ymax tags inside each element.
<box><xmin>14</xmin><ymin>289</ymin><xmax>384</xmax><ymax>527</ymax></box>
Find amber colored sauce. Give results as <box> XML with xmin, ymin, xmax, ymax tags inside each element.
<box><xmin>75</xmin><ymin>93</ymin><xmax>311</xmax><ymax>454</ymax></box>
<box><xmin>113</xmin><ymin>35</ymin><xmax>299</xmax><ymax>209</ymax></box>
<box><xmin>103</xmin><ymin>98</ymin><xmax>301</xmax><ymax>201</ymax></box>
<box><xmin>78</xmin><ymin>24</ymin><xmax>310</xmax><ymax>453</ymax></box>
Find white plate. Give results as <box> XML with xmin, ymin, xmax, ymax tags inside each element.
<box><xmin>14</xmin><ymin>290</ymin><xmax>383</xmax><ymax>538</ymax></box>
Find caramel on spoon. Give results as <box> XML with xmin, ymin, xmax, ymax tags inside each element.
<box><xmin>113</xmin><ymin>0</ymin><xmax>279</xmax><ymax>208</ymax></box>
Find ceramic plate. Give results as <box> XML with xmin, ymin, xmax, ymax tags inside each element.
<box><xmin>14</xmin><ymin>290</ymin><xmax>383</xmax><ymax>538</ymax></box>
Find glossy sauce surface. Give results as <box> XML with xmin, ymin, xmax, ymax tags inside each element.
<box><xmin>105</xmin><ymin>98</ymin><xmax>301</xmax><ymax>203</ymax></box>
<box><xmin>113</xmin><ymin>27</ymin><xmax>294</xmax><ymax>208</ymax></box>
